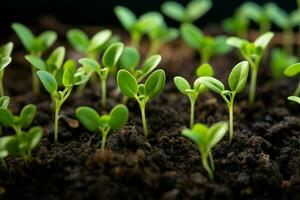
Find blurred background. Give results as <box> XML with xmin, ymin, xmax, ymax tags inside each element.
<box><xmin>0</xmin><ymin>0</ymin><xmax>295</xmax><ymax>35</ymax></box>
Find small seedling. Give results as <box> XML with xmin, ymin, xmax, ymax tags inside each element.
<box><xmin>12</xmin><ymin>23</ymin><xmax>57</xmax><ymax>94</ymax></box>
<box><xmin>117</xmin><ymin>69</ymin><xmax>165</xmax><ymax>137</ymax></box>
<box><xmin>76</xmin><ymin>104</ymin><xmax>128</xmax><ymax>150</ymax></box>
<box><xmin>0</xmin><ymin>42</ymin><xmax>13</xmax><ymax>97</ymax></box>
<box><xmin>182</xmin><ymin>122</ymin><xmax>228</xmax><ymax>181</ymax></box>
<box><xmin>227</xmin><ymin>32</ymin><xmax>273</xmax><ymax>105</ymax></box>
<box><xmin>37</xmin><ymin>60</ymin><xmax>89</xmax><ymax>143</ymax></box>
<box><xmin>79</xmin><ymin>42</ymin><xmax>124</xmax><ymax>107</ymax></box>
<box><xmin>174</xmin><ymin>63</ymin><xmax>214</xmax><ymax>128</ymax></box>
<box><xmin>196</xmin><ymin>61</ymin><xmax>249</xmax><ymax>141</ymax></box>
<box><xmin>271</xmin><ymin>48</ymin><xmax>298</xmax><ymax>78</ymax></box>
<box><xmin>0</xmin><ymin>104</ymin><xmax>37</xmax><ymax>136</ymax></box>
<box><xmin>181</xmin><ymin>23</ymin><xmax>231</xmax><ymax>64</ymax></box>
<box><xmin>161</xmin><ymin>0</ymin><xmax>212</xmax><ymax>24</ymax></box>
<box><xmin>284</xmin><ymin>63</ymin><xmax>300</xmax><ymax>98</ymax></box>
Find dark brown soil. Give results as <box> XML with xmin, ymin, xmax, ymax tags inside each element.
<box><xmin>0</xmin><ymin>18</ymin><xmax>299</xmax><ymax>200</ymax></box>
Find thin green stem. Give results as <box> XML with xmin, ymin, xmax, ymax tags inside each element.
<box><xmin>101</xmin><ymin>129</ymin><xmax>110</xmax><ymax>150</ymax></box>
<box><xmin>201</xmin><ymin>151</ymin><xmax>213</xmax><ymax>181</ymax></box>
<box><xmin>200</xmin><ymin>50</ymin><xmax>211</xmax><ymax>65</ymax></box>
<box><xmin>131</xmin><ymin>32</ymin><xmax>141</xmax><ymax>48</ymax></box>
<box><xmin>293</xmin><ymin>81</ymin><xmax>300</xmax><ymax>97</ymax></box>
<box><xmin>54</xmin><ymin>102</ymin><xmax>61</xmax><ymax>143</ymax></box>
<box><xmin>0</xmin><ymin>71</ymin><xmax>4</xmax><ymax>97</ymax></box>
<box><xmin>139</xmin><ymin>102</ymin><xmax>148</xmax><ymax>137</ymax></box>
<box><xmin>189</xmin><ymin>96</ymin><xmax>196</xmax><ymax>128</ymax></box>
<box><xmin>101</xmin><ymin>77</ymin><xmax>107</xmax><ymax>108</ymax></box>
<box><xmin>228</xmin><ymin>102</ymin><xmax>234</xmax><ymax>141</ymax></box>
<box><xmin>13</xmin><ymin>126</ymin><xmax>22</xmax><ymax>136</ymax></box>
<box><xmin>208</xmin><ymin>150</ymin><xmax>215</xmax><ymax>171</ymax></box>
<box><xmin>284</xmin><ymin>28</ymin><xmax>293</xmax><ymax>55</ymax></box>
<box><xmin>31</xmin><ymin>66</ymin><xmax>40</xmax><ymax>95</ymax></box>
<box><xmin>249</xmin><ymin>67</ymin><xmax>258</xmax><ymax>106</ymax></box>
<box><xmin>147</xmin><ymin>40</ymin><xmax>160</xmax><ymax>57</ymax></box>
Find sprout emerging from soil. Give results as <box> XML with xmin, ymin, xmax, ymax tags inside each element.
<box><xmin>79</xmin><ymin>42</ymin><xmax>124</xmax><ymax>107</ymax></box>
<box><xmin>181</xmin><ymin>23</ymin><xmax>231</xmax><ymax>64</ymax></box>
<box><xmin>161</xmin><ymin>0</ymin><xmax>212</xmax><ymax>24</ymax></box>
<box><xmin>117</xmin><ymin>69</ymin><xmax>166</xmax><ymax>137</ymax></box>
<box><xmin>76</xmin><ymin>104</ymin><xmax>129</xmax><ymax>150</ymax></box>
<box><xmin>12</xmin><ymin>23</ymin><xmax>57</xmax><ymax>94</ymax></box>
<box><xmin>227</xmin><ymin>32</ymin><xmax>273</xmax><ymax>105</ymax></box>
<box><xmin>284</xmin><ymin>63</ymin><xmax>300</xmax><ymax>101</ymax></box>
<box><xmin>0</xmin><ymin>42</ymin><xmax>13</xmax><ymax>97</ymax></box>
<box><xmin>271</xmin><ymin>48</ymin><xmax>298</xmax><ymax>78</ymax></box>
<box><xmin>174</xmin><ymin>63</ymin><xmax>214</xmax><ymax>128</ymax></box>
<box><xmin>37</xmin><ymin>60</ymin><xmax>89</xmax><ymax>143</ymax></box>
<box><xmin>196</xmin><ymin>61</ymin><xmax>249</xmax><ymax>141</ymax></box>
<box><xmin>182</xmin><ymin>122</ymin><xmax>228</xmax><ymax>181</ymax></box>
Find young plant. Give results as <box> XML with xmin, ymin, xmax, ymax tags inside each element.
<box><xmin>174</xmin><ymin>63</ymin><xmax>214</xmax><ymax>128</ymax></box>
<box><xmin>284</xmin><ymin>63</ymin><xmax>300</xmax><ymax>98</ymax></box>
<box><xmin>0</xmin><ymin>42</ymin><xmax>13</xmax><ymax>97</ymax></box>
<box><xmin>12</xmin><ymin>23</ymin><xmax>57</xmax><ymax>94</ymax></box>
<box><xmin>78</xmin><ymin>42</ymin><xmax>124</xmax><ymax>107</ymax></box>
<box><xmin>181</xmin><ymin>23</ymin><xmax>231</xmax><ymax>64</ymax></box>
<box><xmin>227</xmin><ymin>32</ymin><xmax>274</xmax><ymax>105</ymax></box>
<box><xmin>182</xmin><ymin>122</ymin><xmax>228</xmax><ymax>181</ymax></box>
<box><xmin>271</xmin><ymin>48</ymin><xmax>298</xmax><ymax>78</ymax></box>
<box><xmin>117</xmin><ymin>69</ymin><xmax>166</xmax><ymax>137</ymax></box>
<box><xmin>161</xmin><ymin>0</ymin><xmax>212</xmax><ymax>24</ymax></box>
<box><xmin>196</xmin><ymin>61</ymin><xmax>249</xmax><ymax>141</ymax></box>
<box><xmin>67</xmin><ymin>29</ymin><xmax>112</xmax><ymax>59</ymax></box>
<box><xmin>0</xmin><ymin>104</ymin><xmax>37</xmax><ymax>136</ymax></box>
<box><xmin>76</xmin><ymin>104</ymin><xmax>128</xmax><ymax>150</ymax></box>
<box><xmin>37</xmin><ymin>60</ymin><xmax>89</xmax><ymax>143</ymax></box>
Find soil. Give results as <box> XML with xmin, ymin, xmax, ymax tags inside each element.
<box><xmin>0</xmin><ymin>17</ymin><xmax>299</xmax><ymax>200</ymax></box>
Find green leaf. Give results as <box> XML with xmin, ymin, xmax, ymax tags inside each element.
<box><xmin>0</xmin><ymin>108</ymin><xmax>14</xmax><ymax>127</ymax></box>
<box><xmin>38</xmin><ymin>31</ymin><xmax>57</xmax><ymax>48</ymax></box>
<box><xmin>288</xmin><ymin>96</ymin><xmax>300</xmax><ymax>104</ymax></box>
<box><xmin>17</xmin><ymin>104</ymin><xmax>36</xmax><ymax>128</ymax></box>
<box><xmin>62</xmin><ymin>59</ymin><xmax>77</xmax><ymax>87</ymax></box>
<box><xmin>227</xmin><ymin>37</ymin><xmax>245</xmax><ymax>48</ymax></box>
<box><xmin>76</xmin><ymin>106</ymin><xmax>100</xmax><ymax>132</ymax></box>
<box><xmin>228</xmin><ymin>61</ymin><xmax>249</xmax><ymax>93</ymax></box>
<box><xmin>135</xmin><ymin>12</ymin><xmax>164</xmax><ymax>33</ymax></box>
<box><xmin>0</xmin><ymin>42</ymin><xmax>13</xmax><ymax>58</ymax></box>
<box><xmin>109</xmin><ymin>104</ymin><xmax>129</xmax><ymax>130</ymax></box>
<box><xmin>213</xmin><ymin>36</ymin><xmax>232</xmax><ymax>55</ymax></box>
<box><xmin>161</xmin><ymin>1</ymin><xmax>185</xmax><ymax>22</ymax></box>
<box><xmin>88</xmin><ymin>30</ymin><xmax>112</xmax><ymax>51</ymax></box>
<box><xmin>180</xmin><ymin>23</ymin><xmax>203</xmax><ymax>49</ymax></box>
<box><xmin>254</xmin><ymin>32</ymin><xmax>274</xmax><ymax>49</ymax></box>
<box><xmin>114</xmin><ymin>6</ymin><xmax>137</xmax><ymax>31</ymax></box>
<box><xmin>196</xmin><ymin>76</ymin><xmax>225</xmax><ymax>94</ymax></box>
<box><xmin>186</xmin><ymin>0</ymin><xmax>212</xmax><ymax>22</ymax></box>
<box><xmin>25</xmin><ymin>55</ymin><xmax>46</xmax><ymax>70</ymax></box>
<box><xmin>26</xmin><ymin>126</ymin><xmax>43</xmax><ymax>150</ymax></box>
<box><xmin>79</xmin><ymin>58</ymin><xmax>101</xmax><ymax>74</ymax></box>
<box><xmin>37</xmin><ymin>71</ymin><xmax>58</xmax><ymax>94</ymax></box>
<box><xmin>196</xmin><ymin>63</ymin><xmax>214</xmax><ymax>77</ymax></box>
<box><xmin>119</xmin><ymin>47</ymin><xmax>140</xmax><ymax>71</ymax></box>
<box><xmin>182</xmin><ymin>123</ymin><xmax>208</xmax><ymax>146</ymax></box>
<box><xmin>284</xmin><ymin>63</ymin><xmax>300</xmax><ymax>77</ymax></box>
<box><xmin>174</xmin><ymin>76</ymin><xmax>191</xmax><ymax>95</ymax></box>
<box><xmin>102</xmin><ymin>42</ymin><xmax>124</xmax><ymax>68</ymax></box>
<box><xmin>67</xmin><ymin>29</ymin><xmax>89</xmax><ymax>53</ymax></box>
<box><xmin>117</xmin><ymin>69</ymin><xmax>138</xmax><ymax>98</ymax></box>
<box><xmin>0</xmin><ymin>136</ymin><xmax>15</xmax><ymax>159</ymax></box>
<box><xmin>207</xmin><ymin>122</ymin><xmax>228</xmax><ymax>148</ymax></box>
<box><xmin>0</xmin><ymin>96</ymin><xmax>10</xmax><ymax>109</ymax></box>
<box><xmin>0</xmin><ymin>57</ymin><xmax>12</xmax><ymax>71</ymax></box>
<box><xmin>145</xmin><ymin>69</ymin><xmax>166</xmax><ymax>99</ymax></box>
<box><xmin>140</xmin><ymin>55</ymin><xmax>161</xmax><ymax>80</ymax></box>
<box><xmin>46</xmin><ymin>47</ymin><xmax>65</xmax><ymax>70</ymax></box>
<box><xmin>12</xmin><ymin>23</ymin><xmax>35</xmax><ymax>51</ymax></box>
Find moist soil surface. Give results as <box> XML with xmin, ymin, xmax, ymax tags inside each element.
<box><xmin>0</xmin><ymin>19</ymin><xmax>300</xmax><ymax>200</ymax></box>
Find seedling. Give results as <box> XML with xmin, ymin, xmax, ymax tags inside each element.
<box><xmin>12</xmin><ymin>23</ymin><xmax>57</xmax><ymax>94</ymax></box>
<box><xmin>174</xmin><ymin>63</ymin><xmax>214</xmax><ymax>128</ymax></box>
<box><xmin>161</xmin><ymin>0</ymin><xmax>212</xmax><ymax>24</ymax></box>
<box><xmin>78</xmin><ymin>42</ymin><xmax>124</xmax><ymax>107</ymax></box>
<box><xmin>114</xmin><ymin>6</ymin><xmax>164</xmax><ymax>48</ymax></box>
<box><xmin>117</xmin><ymin>69</ymin><xmax>165</xmax><ymax>137</ymax></box>
<box><xmin>284</xmin><ymin>63</ymin><xmax>300</xmax><ymax>98</ymax></box>
<box><xmin>181</xmin><ymin>23</ymin><xmax>231</xmax><ymax>64</ymax></box>
<box><xmin>182</xmin><ymin>122</ymin><xmax>228</xmax><ymax>181</ymax></box>
<box><xmin>37</xmin><ymin>60</ymin><xmax>89</xmax><ymax>143</ymax></box>
<box><xmin>76</xmin><ymin>104</ymin><xmax>128</xmax><ymax>150</ymax></box>
<box><xmin>67</xmin><ymin>29</ymin><xmax>112</xmax><ymax>59</ymax></box>
<box><xmin>227</xmin><ymin>32</ymin><xmax>273</xmax><ymax>105</ymax></box>
<box><xmin>196</xmin><ymin>61</ymin><xmax>249</xmax><ymax>141</ymax></box>
<box><xmin>271</xmin><ymin>48</ymin><xmax>298</xmax><ymax>78</ymax></box>
<box><xmin>0</xmin><ymin>42</ymin><xmax>13</xmax><ymax>97</ymax></box>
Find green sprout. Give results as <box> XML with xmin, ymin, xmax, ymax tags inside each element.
<box><xmin>161</xmin><ymin>0</ymin><xmax>212</xmax><ymax>24</ymax></box>
<box><xmin>0</xmin><ymin>104</ymin><xmax>37</xmax><ymax>136</ymax></box>
<box><xmin>12</xmin><ymin>23</ymin><xmax>57</xmax><ymax>94</ymax></box>
<box><xmin>67</xmin><ymin>29</ymin><xmax>112</xmax><ymax>59</ymax></box>
<box><xmin>37</xmin><ymin>60</ymin><xmax>89</xmax><ymax>143</ymax></box>
<box><xmin>271</xmin><ymin>48</ymin><xmax>298</xmax><ymax>78</ymax></box>
<box><xmin>76</xmin><ymin>104</ymin><xmax>129</xmax><ymax>150</ymax></box>
<box><xmin>284</xmin><ymin>63</ymin><xmax>300</xmax><ymax>99</ymax></box>
<box><xmin>174</xmin><ymin>63</ymin><xmax>214</xmax><ymax>128</ymax></box>
<box><xmin>227</xmin><ymin>32</ymin><xmax>274</xmax><ymax>105</ymax></box>
<box><xmin>181</xmin><ymin>23</ymin><xmax>231</xmax><ymax>64</ymax></box>
<box><xmin>0</xmin><ymin>42</ymin><xmax>13</xmax><ymax>97</ymax></box>
<box><xmin>197</xmin><ymin>61</ymin><xmax>249</xmax><ymax>141</ymax></box>
<box><xmin>78</xmin><ymin>42</ymin><xmax>124</xmax><ymax>107</ymax></box>
<box><xmin>117</xmin><ymin>69</ymin><xmax>166</xmax><ymax>137</ymax></box>
<box><xmin>182</xmin><ymin>122</ymin><xmax>228</xmax><ymax>181</ymax></box>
